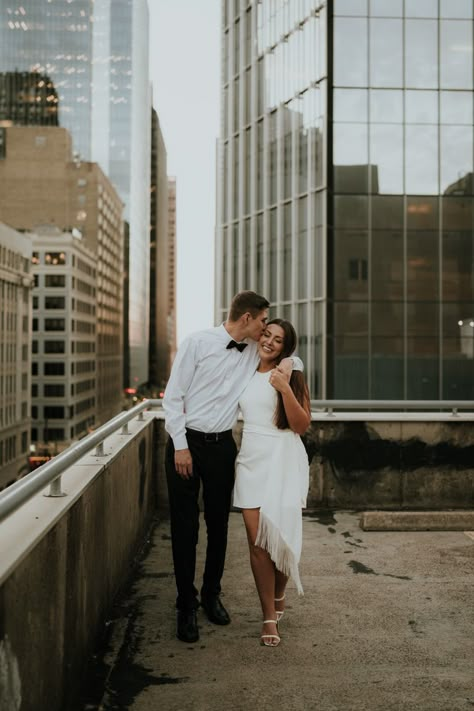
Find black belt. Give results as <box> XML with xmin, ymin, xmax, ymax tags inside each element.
<box><xmin>186</xmin><ymin>427</ymin><xmax>233</xmax><ymax>443</ymax></box>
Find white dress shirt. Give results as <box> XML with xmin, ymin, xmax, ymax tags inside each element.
<box><xmin>163</xmin><ymin>324</ymin><xmax>303</xmax><ymax>450</ymax></box>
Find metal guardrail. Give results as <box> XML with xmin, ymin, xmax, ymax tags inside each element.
<box><xmin>1</xmin><ymin>398</ymin><xmax>473</xmax><ymax>524</ymax></box>
<box><xmin>0</xmin><ymin>398</ymin><xmax>163</xmax><ymax>524</ymax></box>
<box><xmin>310</xmin><ymin>400</ymin><xmax>474</xmax><ymax>416</ymax></box>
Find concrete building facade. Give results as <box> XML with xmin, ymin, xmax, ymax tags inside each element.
<box><xmin>0</xmin><ymin>125</ymin><xmax>124</xmax><ymax>425</ymax></box>
<box><xmin>0</xmin><ymin>223</ymin><xmax>33</xmax><ymax>490</ymax></box>
<box><xmin>216</xmin><ymin>0</ymin><xmax>474</xmax><ymax>400</ymax></box>
<box><xmin>31</xmin><ymin>229</ymin><xmax>96</xmax><ymax>453</ymax></box>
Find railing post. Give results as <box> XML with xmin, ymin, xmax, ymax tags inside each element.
<box><xmin>138</xmin><ymin>411</ymin><xmax>144</xmax><ymax>421</ymax></box>
<box><xmin>95</xmin><ymin>441</ymin><xmax>105</xmax><ymax>456</ymax></box>
<box><xmin>451</xmin><ymin>407</ymin><xmax>459</xmax><ymax>417</ymax></box>
<box><xmin>121</xmin><ymin>422</ymin><xmax>130</xmax><ymax>435</ymax></box>
<box><xmin>44</xmin><ymin>476</ymin><xmax>66</xmax><ymax>498</ymax></box>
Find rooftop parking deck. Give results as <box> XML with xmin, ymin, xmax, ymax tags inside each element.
<box><xmin>1</xmin><ymin>401</ymin><xmax>474</xmax><ymax>711</ymax></box>
<box><xmin>79</xmin><ymin>510</ymin><xmax>474</xmax><ymax>711</ymax></box>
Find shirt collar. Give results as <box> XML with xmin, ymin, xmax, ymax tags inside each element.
<box><xmin>220</xmin><ymin>323</ymin><xmax>249</xmax><ymax>345</ymax></box>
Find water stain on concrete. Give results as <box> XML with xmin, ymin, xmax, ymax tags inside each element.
<box><xmin>408</xmin><ymin>620</ymin><xmax>424</xmax><ymax>637</ymax></box>
<box><xmin>307</xmin><ymin>511</ymin><xmax>337</xmax><ymax>526</ymax></box>
<box><xmin>318</xmin><ymin>422</ymin><xmax>474</xmax><ymax>474</ymax></box>
<box><xmin>349</xmin><ymin>561</ymin><xmax>378</xmax><ymax>575</ymax></box>
<box><xmin>348</xmin><ymin>560</ymin><xmax>412</xmax><ymax>580</ymax></box>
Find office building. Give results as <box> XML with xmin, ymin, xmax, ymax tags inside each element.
<box><xmin>216</xmin><ymin>0</ymin><xmax>474</xmax><ymax>399</ymax></box>
<box><xmin>0</xmin><ymin>125</ymin><xmax>124</xmax><ymax>424</ymax></box>
<box><xmin>31</xmin><ymin>229</ymin><xmax>96</xmax><ymax>453</ymax></box>
<box><xmin>0</xmin><ymin>0</ymin><xmax>151</xmax><ymax>387</ymax></box>
<box><xmin>167</xmin><ymin>176</ymin><xmax>177</xmax><ymax>366</ymax></box>
<box><xmin>149</xmin><ymin>109</ymin><xmax>172</xmax><ymax>390</ymax></box>
<box><xmin>0</xmin><ymin>223</ymin><xmax>33</xmax><ymax>490</ymax></box>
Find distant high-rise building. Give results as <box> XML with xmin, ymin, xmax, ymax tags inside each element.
<box><xmin>217</xmin><ymin>0</ymin><xmax>474</xmax><ymax>400</ymax></box>
<box><xmin>0</xmin><ymin>70</ymin><xmax>59</xmax><ymax>126</ymax></box>
<box><xmin>0</xmin><ymin>223</ymin><xmax>33</xmax><ymax>491</ymax></box>
<box><xmin>31</xmin><ymin>228</ymin><xmax>96</xmax><ymax>453</ymax></box>
<box><xmin>0</xmin><ymin>125</ymin><xmax>124</xmax><ymax>425</ymax></box>
<box><xmin>167</xmin><ymin>177</ymin><xmax>177</xmax><ymax>366</ymax></box>
<box><xmin>0</xmin><ymin>0</ymin><xmax>151</xmax><ymax>387</ymax></box>
<box><xmin>149</xmin><ymin>110</ymin><xmax>176</xmax><ymax>390</ymax></box>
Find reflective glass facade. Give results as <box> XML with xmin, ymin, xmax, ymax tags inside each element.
<box><xmin>216</xmin><ymin>0</ymin><xmax>328</xmax><ymax>397</ymax></box>
<box><xmin>332</xmin><ymin>0</ymin><xmax>474</xmax><ymax>399</ymax></box>
<box><xmin>217</xmin><ymin>0</ymin><xmax>474</xmax><ymax>399</ymax></box>
<box><xmin>0</xmin><ymin>0</ymin><xmax>93</xmax><ymax>158</ymax></box>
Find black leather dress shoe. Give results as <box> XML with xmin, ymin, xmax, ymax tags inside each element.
<box><xmin>177</xmin><ymin>609</ymin><xmax>199</xmax><ymax>643</ymax></box>
<box><xmin>201</xmin><ymin>596</ymin><xmax>231</xmax><ymax>625</ymax></box>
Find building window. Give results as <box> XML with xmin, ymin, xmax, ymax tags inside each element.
<box><xmin>44</xmin><ymin>384</ymin><xmax>65</xmax><ymax>397</ymax></box>
<box><xmin>44</xmin><ymin>362</ymin><xmax>65</xmax><ymax>375</ymax></box>
<box><xmin>31</xmin><ymin>383</ymin><xmax>38</xmax><ymax>397</ymax></box>
<box><xmin>349</xmin><ymin>258</ymin><xmax>368</xmax><ymax>281</ymax></box>
<box><xmin>44</xmin><ymin>340</ymin><xmax>65</xmax><ymax>354</ymax></box>
<box><xmin>44</xmin><ymin>406</ymin><xmax>65</xmax><ymax>419</ymax></box>
<box><xmin>44</xmin><ymin>427</ymin><xmax>65</xmax><ymax>440</ymax></box>
<box><xmin>45</xmin><ymin>252</ymin><xmax>66</xmax><ymax>266</ymax></box>
<box><xmin>44</xmin><ymin>318</ymin><xmax>65</xmax><ymax>331</ymax></box>
<box><xmin>45</xmin><ymin>274</ymin><xmax>66</xmax><ymax>288</ymax></box>
<box><xmin>45</xmin><ymin>296</ymin><xmax>65</xmax><ymax>309</ymax></box>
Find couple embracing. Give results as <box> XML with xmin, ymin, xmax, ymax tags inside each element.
<box><xmin>163</xmin><ymin>291</ymin><xmax>311</xmax><ymax>648</ymax></box>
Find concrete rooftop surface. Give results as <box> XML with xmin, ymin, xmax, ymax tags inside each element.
<box><xmin>79</xmin><ymin>510</ymin><xmax>474</xmax><ymax>711</ymax></box>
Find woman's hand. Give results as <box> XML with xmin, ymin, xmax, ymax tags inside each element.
<box><xmin>269</xmin><ymin>368</ymin><xmax>291</xmax><ymax>394</ymax></box>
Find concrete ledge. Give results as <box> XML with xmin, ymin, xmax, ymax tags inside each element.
<box><xmin>360</xmin><ymin>510</ymin><xmax>474</xmax><ymax>531</ymax></box>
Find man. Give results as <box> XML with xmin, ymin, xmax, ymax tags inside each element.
<box><xmin>163</xmin><ymin>291</ymin><xmax>302</xmax><ymax>643</ymax></box>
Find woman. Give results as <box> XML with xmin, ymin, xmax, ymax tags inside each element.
<box><xmin>233</xmin><ymin>319</ymin><xmax>311</xmax><ymax>647</ymax></box>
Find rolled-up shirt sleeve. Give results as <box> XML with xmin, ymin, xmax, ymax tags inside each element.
<box><xmin>163</xmin><ymin>337</ymin><xmax>198</xmax><ymax>450</ymax></box>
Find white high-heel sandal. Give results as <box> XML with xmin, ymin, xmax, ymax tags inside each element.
<box><xmin>261</xmin><ymin>620</ymin><xmax>281</xmax><ymax>647</ymax></box>
<box><xmin>275</xmin><ymin>594</ymin><xmax>286</xmax><ymax>623</ymax></box>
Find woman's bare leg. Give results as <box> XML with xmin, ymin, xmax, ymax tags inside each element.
<box><xmin>275</xmin><ymin>569</ymin><xmax>288</xmax><ymax>618</ymax></box>
<box><xmin>242</xmin><ymin>508</ymin><xmax>279</xmax><ymax>644</ymax></box>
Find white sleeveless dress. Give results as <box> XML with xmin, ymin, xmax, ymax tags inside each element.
<box><xmin>233</xmin><ymin>370</ymin><xmax>309</xmax><ymax>594</ymax></box>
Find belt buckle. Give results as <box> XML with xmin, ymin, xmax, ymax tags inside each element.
<box><xmin>204</xmin><ymin>432</ymin><xmax>219</xmax><ymax>443</ymax></box>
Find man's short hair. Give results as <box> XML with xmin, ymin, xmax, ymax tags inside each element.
<box><xmin>228</xmin><ymin>290</ymin><xmax>270</xmax><ymax>322</ymax></box>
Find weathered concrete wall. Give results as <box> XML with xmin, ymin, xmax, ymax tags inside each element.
<box><xmin>153</xmin><ymin>417</ymin><xmax>474</xmax><ymax>511</ymax></box>
<box><xmin>0</xmin><ymin>419</ymin><xmax>157</xmax><ymax>711</ymax></box>
<box><xmin>303</xmin><ymin>419</ymin><xmax>474</xmax><ymax>510</ymax></box>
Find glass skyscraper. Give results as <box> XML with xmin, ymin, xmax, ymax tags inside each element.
<box><xmin>0</xmin><ymin>0</ymin><xmax>151</xmax><ymax>386</ymax></box>
<box><xmin>216</xmin><ymin>0</ymin><xmax>474</xmax><ymax>400</ymax></box>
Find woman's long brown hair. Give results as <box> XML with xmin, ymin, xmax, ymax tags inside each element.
<box><xmin>266</xmin><ymin>318</ymin><xmax>310</xmax><ymax>430</ymax></box>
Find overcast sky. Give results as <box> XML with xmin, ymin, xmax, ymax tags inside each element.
<box><xmin>148</xmin><ymin>0</ymin><xmax>221</xmax><ymax>343</ymax></box>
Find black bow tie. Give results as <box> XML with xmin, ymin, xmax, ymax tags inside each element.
<box><xmin>226</xmin><ymin>339</ymin><xmax>247</xmax><ymax>353</ymax></box>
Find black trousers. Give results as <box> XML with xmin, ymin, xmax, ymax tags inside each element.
<box><xmin>165</xmin><ymin>430</ymin><xmax>237</xmax><ymax>612</ymax></box>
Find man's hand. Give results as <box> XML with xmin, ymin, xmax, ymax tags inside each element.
<box><xmin>175</xmin><ymin>448</ymin><xmax>193</xmax><ymax>479</ymax></box>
